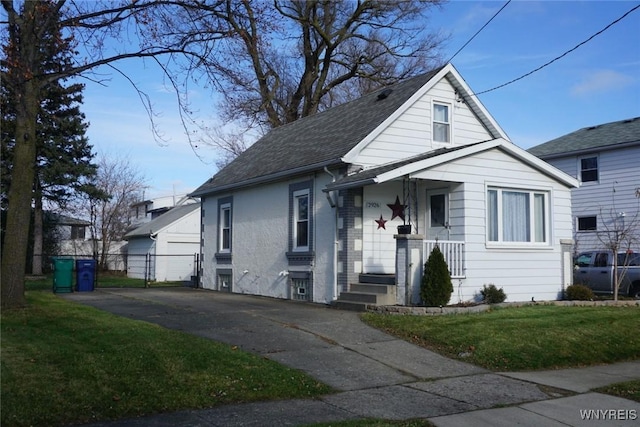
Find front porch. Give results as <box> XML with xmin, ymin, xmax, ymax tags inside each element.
<box><xmin>335</xmin><ymin>236</ymin><xmax>465</xmax><ymax>310</ymax></box>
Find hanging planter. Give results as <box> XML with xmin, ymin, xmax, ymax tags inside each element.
<box><xmin>397</xmin><ymin>224</ymin><xmax>412</xmax><ymax>234</ymax></box>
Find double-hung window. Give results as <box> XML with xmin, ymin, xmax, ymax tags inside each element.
<box><xmin>580</xmin><ymin>156</ymin><xmax>598</xmax><ymax>183</ymax></box>
<box><xmin>433</xmin><ymin>102</ymin><xmax>451</xmax><ymax>143</ymax></box>
<box><xmin>219</xmin><ymin>202</ymin><xmax>232</xmax><ymax>253</ymax></box>
<box><xmin>293</xmin><ymin>190</ymin><xmax>310</xmax><ymax>251</ymax></box>
<box><xmin>487</xmin><ymin>188</ymin><xmax>548</xmax><ymax>244</ymax></box>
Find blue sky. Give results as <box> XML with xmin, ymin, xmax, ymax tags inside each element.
<box><xmin>79</xmin><ymin>0</ymin><xmax>640</xmax><ymax>199</ymax></box>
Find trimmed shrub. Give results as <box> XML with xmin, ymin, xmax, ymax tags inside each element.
<box><xmin>480</xmin><ymin>284</ymin><xmax>507</xmax><ymax>304</ymax></box>
<box><xmin>421</xmin><ymin>245</ymin><xmax>453</xmax><ymax>306</ymax></box>
<box><xmin>565</xmin><ymin>284</ymin><xmax>594</xmax><ymax>301</ymax></box>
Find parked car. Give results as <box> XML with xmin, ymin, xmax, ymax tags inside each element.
<box><xmin>574</xmin><ymin>250</ymin><xmax>640</xmax><ymax>299</ymax></box>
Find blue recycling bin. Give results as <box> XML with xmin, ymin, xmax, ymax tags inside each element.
<box><xmin>75</xmin><ymin>259</ymin><xmax>96</xmax><ymax>292</ymax></box>
<box><xmin>52</xmin><ymin>257</ymin><xmax>74</xmax><ymax>293</ymax></box>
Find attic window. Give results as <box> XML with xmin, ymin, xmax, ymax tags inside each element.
<box><xmin>377</xmin><ymin>89</ymin><xmax>393</xmax><ymax>100</ymax></box>
<box><xmin>433</xmin><ymin>102</ymin><xmax>450</xmax><ymax>143</ymax></box>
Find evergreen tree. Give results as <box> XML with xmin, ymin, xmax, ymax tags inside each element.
<box><xmin>420</xmin><ymin>245</ymin><xmax>453</xmax><ymax>306</ymax></box>
<box><xmin>1</xmin><ymin>1</ymin><xmax>96</xmax><ymax>274</ymax></box>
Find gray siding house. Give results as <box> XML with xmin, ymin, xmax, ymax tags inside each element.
<box><xmin>528</xmin><ymin>118</ymin><xmax>640</xmax><ymax>254</ymax></box>
<box><xmin>192</xmin><ymin>63</ymin><xmax>578</xmax><ymax>307</ymax></box>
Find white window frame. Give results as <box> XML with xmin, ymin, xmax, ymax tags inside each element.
<box><xmin>219</xmin><ymin>202</ymin><xmax>231</xmax><ymax>253</ymax></box>
<box><xmin>293</xmin><ymin>189</ymin><xmax>310</xmax><ymax>252</ymax></box>
<box><xmin>486</xmin><ymin>187</ymin><xmax>550</xmax><ymax>246</ymax></box>
<box><xmin>432</xmin><ymin>101</ymin><xmax>451</xmax><ymax>143</ymax></box>
<box><xmin>579</xmin><ymin>155</ymin><xmax>599</xmax><ymax>184</ymax></box>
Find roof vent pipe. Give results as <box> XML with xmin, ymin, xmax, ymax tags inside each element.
<box><xmin>377</xmin><ymin>89</ymin><xmax>393</xmax><ymax>100</ymax></box>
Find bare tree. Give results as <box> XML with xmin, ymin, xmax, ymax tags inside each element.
<box><xmin>87</xmin><ymin>154</ymin><xmax>146</xmax><ymax>270</ymax></box>
<box><xmin>163</xmin><ymin>0</ymin><xmax>447</xmax><ymax>156</ymax></box>
<box><xmin>0</xmin><ymin>0</ymin><xmax>220</xmax><ymax>307</ymax></box>
<box><xmin>596</xmin><ymin>185</ymin><xmax>640</xmax><ymax>301</ymax></box>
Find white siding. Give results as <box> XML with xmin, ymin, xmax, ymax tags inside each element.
<box><xmin>412</xmin><ymin>147</ymin><xmax>573</xmax><ymax>302</ymax></box>
<box><xmin>127</xmin><ymin>208</ymin><xmax>201</xmax><ymax>282</ymax></box>
<box><xmin>127</xmin><ymin>238</ymin><xmax>154</xmax><ymax>280</ymax></box>
<box><xmin>201</xmin><ymin>173</ymin><xmax>337</xmax><ymax>303</ymax></box>
<box><xmin>352</xmin><ymin>78</ymin><xmax>493</xmax><ymax>168</ymax></box>
<box><xmin>546</xmin><ymin>145</ymin><xmax>640</xmax><ymax>252</ymax></box>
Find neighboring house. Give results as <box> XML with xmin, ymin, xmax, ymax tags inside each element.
<box><xmin>124</xmin><ymin>202</ymin><xmax>201</xmax><ymax>282</ymax></box>
<box><xmin>528</xmin><ymin>117</ymin><xmax>640</xmax><ymax>254</ymax></box>
<box><xmin>48</xmin><ymin>213</ymin><xmax>127</xmax><ymax>271</ymax></box>
<box><xmin>191</xmin><ymin>63</ymin><xmax>578</xmax><ymax>306</ymax></box>
<box><xmin>48</xmin><ymin>213</ymin><xmax>90</xmax><ymax>242</ymax></box>
<box><xmin>129</xmin><ymin>194</ymin><xmax>197</xmax><ymax>229</ymax></box>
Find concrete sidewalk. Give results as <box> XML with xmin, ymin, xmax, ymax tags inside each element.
<box><xmin>64</xmin><ymin>287</ymin><xmax>640</xmax><ymax>427</ymax></box>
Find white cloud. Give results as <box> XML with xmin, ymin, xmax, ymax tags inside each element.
<box><xmin>571</xmin><ymin>70</ymin><xmax>635</xmax><ymax>97</ymax></box>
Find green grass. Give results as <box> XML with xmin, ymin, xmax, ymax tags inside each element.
<box><xmin>362</xmin><ymin>305</ymin><xmax>640</xmax><ymax>371</ymax></box>
<box><xmin>1</xmin><ymin>291</ymin><xmax>332</xmax><ymax>427</ymax></box>
<box><xmin>25</xmin><ymin>273</ymin><xmax>184</xmax><ymax>290</ymax></box>
<box><xmin>594</xmin><ymin>380</ymin><xmax>640</xmax><ymax>402</ymax></box>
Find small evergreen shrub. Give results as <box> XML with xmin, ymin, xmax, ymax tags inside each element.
<box><xmin>480</xmin><ymin>284</ymin><xmax>507</xmax><ymax>304</ymax></box>
<box><xmin>421</xmin><ymin>245</ymin><xmax>453</xmax><ymax>306</ymax></box>
<box><xmin>565</xmin><ymin>284</ymin><xmax>594</xmax><ymax>301</ymax></box>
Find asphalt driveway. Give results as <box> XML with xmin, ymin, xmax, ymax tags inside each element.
<box><xmin>63</xmin><ymin>287</ymin><xmax>640</xmax><ymax>426</ymax></box>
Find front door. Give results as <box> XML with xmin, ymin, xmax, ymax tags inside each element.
<box><xmin>426</xmin><ymin>189</ymin><xmax>449</xmax><ymax>241</ymax></box>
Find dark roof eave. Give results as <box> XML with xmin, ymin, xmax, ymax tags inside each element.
<box><xmin>190</xmin><ymin>158</ymin><xmax>346</xmax><ymax>197</ymax></box>
<box><xmin>325</xmin><ymin>178</ymin><xmax>378</xmax><ymax>192</ymax></box>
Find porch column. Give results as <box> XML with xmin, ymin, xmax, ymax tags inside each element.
<box><xmin>394</xmin><ymin>234</ymin><xmax>424</xmax><ymax>305</ymax></box>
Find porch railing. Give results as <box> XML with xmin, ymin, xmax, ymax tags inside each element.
<box><xmin>424</xmin><ymin>240</ymin><xmax>466</xmax><ymax>279</ymax></box>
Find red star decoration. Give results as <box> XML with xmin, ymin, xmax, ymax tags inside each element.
<box><xmin>375</xmin><ymin>215</ymin><xmax>387</xmax><ymax>230</ymax></box>
<box><xmin>387</xmin><ymin>196</ymin><xmax>406</xmax><ymax>221</ymax></box>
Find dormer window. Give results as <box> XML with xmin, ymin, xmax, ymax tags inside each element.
<box><xmin>433</xmin><ymin>102</ymin><xmax>450</xmax><ymax>143</ymax></box>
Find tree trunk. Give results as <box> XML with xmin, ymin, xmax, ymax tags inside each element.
<box><xmin>1</xmin><ymin>87</ymin><xmax>38</xmax><ymax>308</ymax></box>
<box><xmin>1</xmin><ymin>1</ymin><xmax>41</xmax><ymax>308</ymax></box>
<box><xmin>32</xmin><ymin>190</ymin><xmax>44</xmax><ymax>276</ymax></box>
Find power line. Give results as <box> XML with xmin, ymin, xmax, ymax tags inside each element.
<box><xmin>447</xmin><ymin>0</ymin><xmax>512</xmax><ymax>63</ymax></box>
<box><xmin>474</xmin><ymin>3</ymin><xmax>640</xmax><ymax>96</ymax></box>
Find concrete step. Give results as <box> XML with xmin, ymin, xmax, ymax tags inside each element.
<box><xmin>332</xmin><ymin>300</ymin><xmax>369</xmax><ymax>312</ymax></box>
<box><xmin>338</xmin><ymin>284</ymin><xmax>397</xmax><ymax>307</ymax></box>
<box><xmin>350</xmin><ymin>282</ymin><xmax>394</xmax><ymax>294</ymax></box>
<box><xmin>359</xmin><ymin>273</ymin><xmax>395</xmax><ymax>285</ymax></box>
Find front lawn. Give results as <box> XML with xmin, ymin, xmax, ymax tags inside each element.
<box><xmin>1</xmin><ymin>291</ymin><xmax>331</xmax><ymax>427</ymax></box>
<box><xmin>362</xmin><ymin>305</ymin><xmax>640</xmax><ymax>371</ymax></box>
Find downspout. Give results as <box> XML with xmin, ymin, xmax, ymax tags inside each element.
<box><xmin>324</xmin><ymin>167</ymin><xmax>339</xmax><ymax>301</ymax></box>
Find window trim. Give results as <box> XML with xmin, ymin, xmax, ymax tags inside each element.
<box><xmin>287</xmin><ymin>181</ymin><xmax>315</xmax><ymax>264</ymax></box>
<box><xmin>216</xmin><ymin>196</ymin><xmax>233</xmax><ymax>259</ymax></box>
<box><xmin>579</xmin><ymin>155</ymin><xmax>599</xmax><ymax>184</ymax></box>
<box><xmin>432</xmin><ymin>101</ymin><xmax>452</xmax><ymax>144</ymax></box>
<box><xmin>486</xmin><ymin>186</ymin><xmax>551</xmax><ymax>247</ymax></box>
<box><xmin>293</xmin><ymin>189</ymin><xmax>310</xmax><ymax>252</ymax></box>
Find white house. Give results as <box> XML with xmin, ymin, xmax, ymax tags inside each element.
<box><xmin>129</xmin><ymin>193</ymin><xmax>196</xmax><ymax>229</ymax></box>
<box><xmin>191</xmin><ymin>63</ymin><xmax>578</xmax><ymax>307</ymax></box>
<box><xmin>528</xmin><ymin>117</ymin><xmax>640</xmax><ymax>254</ymax></box>
<box><xmin>124</xmin><ymin>202</ymin><xmax>201</xmax><ymax>282</ymax></box>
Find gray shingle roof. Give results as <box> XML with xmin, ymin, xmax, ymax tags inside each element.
<box><xmin>191</xmin><ymin>66</ymin><xmax>445</xmax><ymax>197</ymax></box>
<box><xmin>124</xmin><ymin>203</ymin><xmax>200</xmax><ymax>239</ymax></box>
<box><xmin>326</xmin><ymin>143</ymin><xmax>484</xmax><ymax>190</ymax></box>
<box><xmin>528</xmin><ymin>117</ymin><xmax>640</xmax><ymax>158</ymax></box>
